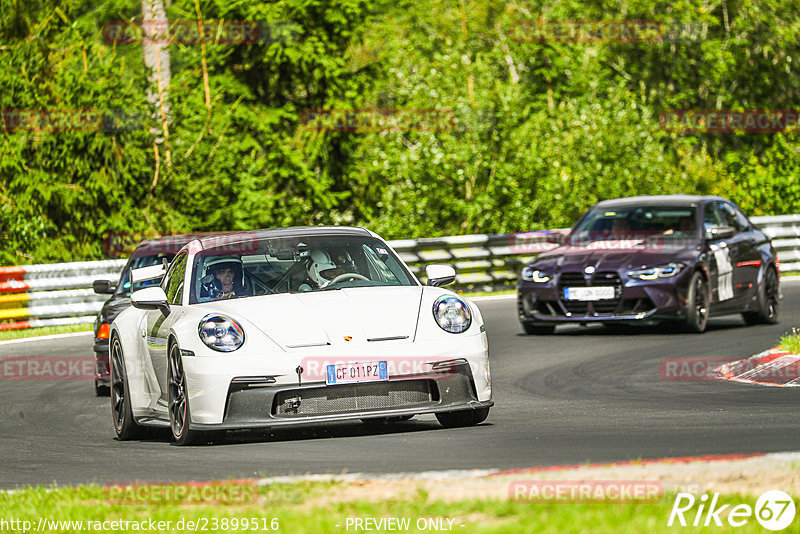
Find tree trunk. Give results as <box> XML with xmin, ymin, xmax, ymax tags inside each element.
<box><xmin>141</xmin><ymin>0</ymin><xmax>171</xmax><ymax>170</ymax></box>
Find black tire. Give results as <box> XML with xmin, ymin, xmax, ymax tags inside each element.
<box><xmin>168</xmin><ymin>342</ymin><xmax>206</xmax><ymax>446</ymax></box>
<box><xmin>684</xmin><ymin>271</ymin><xmax>710</xmax><ymax>333</ymax></box>
<box><xmin>95</xmin><ymin>381</ymin><xmax>110</xmax><ymax>397</ymax></box>
<box><xmin>743</xmin><ymin>266</ymin><xmax>779</xmax><ymax>325</ymax></box>
<box><xmin>521</xmin><ymin>322</ymin><xmax>556</xmax><ymax>335</ymax></box>
<box><xmin>110</xmin><ymin>336</ymin><xmax>147</xmax><ymax>440</ymax></box>
<box><xmin>435</xmin><ymin>407</ymin><xmax>490</xmax><ymax>428</ymax></box>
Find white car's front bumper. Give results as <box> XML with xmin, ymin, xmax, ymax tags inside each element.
<box><xmin>181</xmin><ymin>332</ymin><xmax>491</xmax><ymax>428</ymax></box>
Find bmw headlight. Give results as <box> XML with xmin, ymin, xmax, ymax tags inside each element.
<box><xmin>198</xmin><ymin>314</ymin><xmax>245</xmax><ymax>352</ymax></box>
<box><xmin>627</xmin><ymin>262</ymin><xmax>685</xmax><ymax>281</ymax></box>
<box><xmin>521</xmin><ymin>266</ymin><xmax>551</xmax><ymax>283</ymax></box>
<box><xmin>432</xmin><ymin>295</ymin><xmax>472</xmax><ymax>333</ymax></box>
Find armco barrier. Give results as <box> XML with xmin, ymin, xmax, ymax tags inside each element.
<box><xmin>0</xmin><ymin>260</ymin><xmax>127</xmax><ymax>330</ymax></box>
<box><xmin>0</xmin><ymin>216</ymin><xmax>798</xmax><ymax>330</ymax></box>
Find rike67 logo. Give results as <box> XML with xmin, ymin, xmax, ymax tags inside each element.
<box><xmin>668</xmin><ymin>490</ymin><xmax>796</xmax><ymax>530</ymax></box>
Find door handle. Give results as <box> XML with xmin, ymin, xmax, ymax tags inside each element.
<box><xmin>141</xmin><ymin>329</ymin><xmax>146</xmax><ymax>338</ymax></box>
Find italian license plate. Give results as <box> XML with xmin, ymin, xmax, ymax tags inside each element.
<box><xmin>563</xmin><ymin>286</ymin><xmax>615</xmax><ymax>301</ymax></box>
<box><xmin>326</xmin><ymin>361</ymin><xmax>389</xmax><ymax>385</ymax></box>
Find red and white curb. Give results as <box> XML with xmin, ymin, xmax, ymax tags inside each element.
<box><xmin>714</xmin><ymin>347</ymin><xmax>800</xmax><ymax>386</ymax></box>
<box><xmin>251</xmin><ymin>452</ymin><xmax>798</xmax><ymax>485</ymax></box>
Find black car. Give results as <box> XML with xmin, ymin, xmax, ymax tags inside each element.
<box><xmin>91</xmin><ymin>235</ymin><xmax>209</xmax><ymax>395</ymax></box>
<box><xmin>517</xmin><ymin>195</ymin><xmax>780</xmax><ymax>334</ymax></box>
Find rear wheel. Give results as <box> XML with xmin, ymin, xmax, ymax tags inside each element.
<box><xmin>435</xmin><ymin>407</ymin><xmax>490</xmax><ymax>428</ymax></box>
<box><xmin>110</xmin><ymin>337</ymin><xmax>147</xmax><ymax>440</ymax></box>
<box><xmin>684</xmin><ymin>271</ymin><xmax>710</xmax><ymax>333</ymax></box>
<box><xmin>521</xmin><ymin>322</ymin><xmax>556</xmax><ymax>335</ymax></box>
<box><xmin>743</xmin><ymin>267</ymin><xmax>779</xmax><ymax>325</ymax></box>
<box><xmin>168</xmin><ymin>342</ymin><xmax>206</xmax><ymax>446</ymax></box>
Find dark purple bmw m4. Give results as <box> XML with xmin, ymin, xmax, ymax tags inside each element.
<box><xmin>517</xmin><ymin>195</ymin><xmax>780</xmax><ymax>334</ymax></box>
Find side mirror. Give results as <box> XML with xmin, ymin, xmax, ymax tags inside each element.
<box><xmin>92</xmin><ymin>279</ymin><xmax>116</xmax><ymax>295</ymax></box>
<box><xmin>546</xmin><ymin>233</ymin><xmax>568</xmax><ymax>245</ymax></box>
<box><xmin>131</xmin><ymin>286</ymin><xmax>170</xmax><ymax>314</ymax></box>
<box><xmin>130</xmin><ymin>263</ymin><xmax>168</xmax><ymax>284</ymax></box>
<box><xmin>705</xmin><ymin>225</ymin><xmax>736</xmax><ymax>241</ymax></box>
<box><xmin>425</xmin><ymin>264</ymin><xmax>456</xmax><ymax>287</ymax></box>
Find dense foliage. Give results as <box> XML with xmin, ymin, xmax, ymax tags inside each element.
<box><xmin>1</xmin><ymin>0</ymin><xmax>799</xmax><ymax>263</ymax></box>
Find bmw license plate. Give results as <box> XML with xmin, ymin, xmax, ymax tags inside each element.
<box><xmin>563</xmin><ymin>286</ymin><xmax>615</xmax><ymax>301</ymax></box>
<box><xmin>326</xmin><ymin>361</ymin><xmax>389</xmax><ymax>385</ymax></box>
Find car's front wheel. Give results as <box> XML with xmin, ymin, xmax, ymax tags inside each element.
<box><xmin>743</xmin><ymin>266</ymin><xmax>779</xmax><ymax>325</ymax></box>
<box><xmin>168</xmin><ymin>342</ymin><xmax>205</xmax><ymax>446</ymax></box>
<box><xmin>110</xmin><ymin>336</ymin><xmax>147</xmax><ymax>440</ymax></box>
<box><xmin>684</xmin><ymin>271</ymin><xmax>710</xmax><ymax>333</ymax></box>
<box><xmin>435</xmin><ymin>407</ymin><xmax>490</xmax><ymax>428</ymax></box>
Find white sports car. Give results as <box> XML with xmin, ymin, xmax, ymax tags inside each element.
<box><xmin>110</xmin><ymin>227</ymin><xmax>492</xmax><ymax>444</ymax></box>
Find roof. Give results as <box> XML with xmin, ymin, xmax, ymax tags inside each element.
<box><xmin>594</xmin><ymin>195</ymin><xmax>725</xmax><ymax>209</ymax></box>
<box><xmin>132</xmin><ymin>233</ymin><xmax>223</xmax><ymax>256</ymax></box>
<box><xmin>197</xmin><ymin>226</ymin><xmax>373</xmax><ymax>249</ymax></box>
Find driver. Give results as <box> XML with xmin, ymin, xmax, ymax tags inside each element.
<box><xmin>201</xmin><ymin>256</ymin><xmax>248</xmax><ymax>300</ymax></box>
<box><xmin>306</xmin><ymin>248</ymin><xmax>358</xmax><ymax>289</ymax></box>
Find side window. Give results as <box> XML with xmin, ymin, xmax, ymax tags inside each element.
<box><xmin>731</xmin><ymin>204</ymin><xmax>752</xmax><ymax>231</ymax></box>
<box><xmin>703</xmin><ymin>203</ymin><xmax>723</xmax><ymax>230</ymax></box>
<box><xmin>362</xmin><ymin>245</ymin><xmax>400</xmax><ymax>283</ymax></box>
<box><xmin>163</xmin><ymin>252</ymin><xmax>188</xmax><ymax>305</ymax></box>
<box><xmin>719</xmin><ymin>202</ymin><xmax>747</xmax><ymax>232</ymax></box>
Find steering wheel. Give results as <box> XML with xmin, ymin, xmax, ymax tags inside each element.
<box><xmin>327</xmin><ymin>272</ymin><xmax>369</xmax><ymax>285</ymax></box>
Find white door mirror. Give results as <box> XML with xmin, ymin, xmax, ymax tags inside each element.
<box><xmin>131</xmin><ymin>286</ymin><xmax>170</xmax><ymax>314</ymax></box>
<box><xmin>425</xmin><ymin>264</ymin><xmax>456</xmax><ymax>287</ymax></box>
<box><xmin>130</xmin><ymin>263</ymin><xmax>167</xmax><ymax>284</ymax></box>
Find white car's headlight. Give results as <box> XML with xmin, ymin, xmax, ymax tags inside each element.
<box><xmin>521</xmin><ymin>266</ymin><xmax>552</xmax><ymax>283</ymax></box>
<box><xmin>627</xmin><ymin>262</ymin><xmax>685</xmax><ymax>280</ymax></box>
<box><xmin>198</xmin><ymin>314</ymin><xmax>245</xmax><ymax>352</ymax></box>
<box><xmin>432</xmin><ymin>295</ymin><xmax>472</xmax><ymax>334</ymax></box>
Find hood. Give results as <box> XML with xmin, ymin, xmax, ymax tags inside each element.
<box><xmin>532</xmin><ymin>242</ymin><xmax>699</xmax><ymax>273</ymax></box>
<box><xmin>202</xmin><ymin>286</ymin><xmax>423</xmax><ymax>350</ymax></box>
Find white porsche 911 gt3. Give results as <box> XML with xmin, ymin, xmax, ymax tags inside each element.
<box><xmin>110</xmin><ymin>227</ymin><xmax>492</xmax><ymax>444</ymax></box>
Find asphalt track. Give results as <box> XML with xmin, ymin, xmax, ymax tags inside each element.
<box><xmin>2</xmin><ymin>283</ymin><xmax>800</xmax><ymax>489</ymax></box>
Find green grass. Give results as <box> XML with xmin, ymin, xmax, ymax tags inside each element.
<box><xmin>780</xmin><ymin>328</ymin><xmax>800</xmax><ymax>354</ymax></box>
<box><xmin>0</xmin><ymin>323</ymin><xmax>92</xmax><ymax>341</ymax></box>
<box><xmin>0</xmin><ymin>483</ymin><xmax>795</xmax><ymax>533</ymax></box>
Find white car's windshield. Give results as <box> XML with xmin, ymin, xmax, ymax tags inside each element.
<box><xmin>189</xmin><ymin>235</ymin><xmax>416</xmax><ymax>303</ymax></box>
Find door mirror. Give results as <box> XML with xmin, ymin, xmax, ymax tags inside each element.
<box><xmin>92</xmin><ymin>279</ymin><xmax>116</xmax><ymax>295</ymax></box>
<box><xmin>705</xmin><ymin>225</ymin><xmax>736</xmax><ymax>241</ymax></box>
<box><xmin>131</xmin><ymin>286</ymin><xmax>170</xmax><ymax>314</ymax></box>
<box><xmin>546</xmin><ymin>233</ymin><xmax>568</xmax><ymax>245</ymax></box>
<box><xmin>425</xmin><ymin>264</ymin><xmax>456</xmax><ymax>287</ymax></box>
<box><xmin>130</xmin><ymin>263</ymin><xmax>168</xmax><ymax>284</ymax></box>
